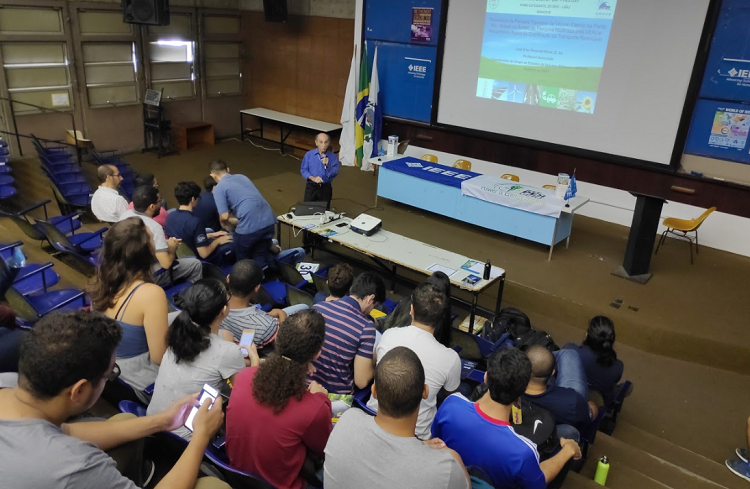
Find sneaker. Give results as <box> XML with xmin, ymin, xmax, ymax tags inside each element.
<box><xmin>737</xmin><ymin>448</ymin><xmax>750</xmax><ymax>463</ymax></box>
<box><xmin>726</xmin><ymin>458</ymin><xmax>750</xmax><ymax>482</ymax></box>
<box><xmin>141</xmin><ymin>459</ymin><xmax>156</xmax><ymax>488</ymax></box>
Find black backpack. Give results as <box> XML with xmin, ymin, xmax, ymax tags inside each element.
<box><xmin>470</xmin><ymin>384</ymin><xmax>559</xmax><ymax>460</ymax></box>
<box><xmin>481</xmin><ymin>307</ymin><xmax>531</xmax><ymax>343</ymax></box>
<box><xmin>515</xmin><ymin>329</ymin><xmax>559</xmax><ymax>352</ymax></box>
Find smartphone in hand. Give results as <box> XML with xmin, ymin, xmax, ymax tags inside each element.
<box><xmin>239</xmin><ymin>329</ymin><xmax>255</xmax><ymax>356</ymax></box>
<box><xmin>184</xmin><ymin>383</ymin><xmax>219</xmax><ymax>432</ymax></box>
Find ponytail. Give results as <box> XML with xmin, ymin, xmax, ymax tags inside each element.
<box><xmin>168</xmin><ymin>279</ymin><xmax>229</xmax><ymax>364</ymax></box>
<box><xmin>583</xmin><ymin>316</ymin><xmax>617</xmax><ymax>367</ymax></box>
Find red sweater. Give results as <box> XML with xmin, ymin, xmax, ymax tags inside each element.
<box><xmin>226</xmin><ymin>367</ymin><xmax>332</xmax><ymax>489</ymax></box>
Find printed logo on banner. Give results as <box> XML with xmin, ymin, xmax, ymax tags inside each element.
<box><xmin>407</xmin><ymin>61</ymin><xmax>429</xmax><ymax>80</ymax></box>
<box><xmin>406</xmin><ymin>162</ymin><xmax>423</xmax><ymax>168</ymax></box>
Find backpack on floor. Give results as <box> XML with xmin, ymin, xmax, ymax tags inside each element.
<box><xmin>481</xmin><ymin>307</ymin><xmax>532</xmax><ymax>344</ymax></box>
<box><xmin>515</xmin><ymin>329</ymin><xmax>559</xmax><ymax>352</ymax></box>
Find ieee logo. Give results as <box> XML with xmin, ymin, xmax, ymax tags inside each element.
<box><xmin>729</xmin><ymin>68</ymin><xmax>739</xmax><ymax>77</ymax></box>
<box><xmin>727</xmin><ymin>68</ymin><xmax>750</xmax><ymax>79</ymax></box>
<box><xmin>408</xmin><ymin>64</ymin><xmax>426</xmax><ymax>73</ymax></box>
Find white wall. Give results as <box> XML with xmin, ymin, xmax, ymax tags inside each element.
<box><xmin>401</xmin><ymin>145</ymin><xmax>750</xmax><ymax>258</ymax></box>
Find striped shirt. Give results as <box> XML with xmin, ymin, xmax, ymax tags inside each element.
<box><xmin>220</xmin><ymin>305</ymin><xmax>279</xmax><ymax>348</ymax></box>
<box><xmin>312</xmin><ymin>296</ymin><xmax>376</xmax><ymax>394</ymax></box>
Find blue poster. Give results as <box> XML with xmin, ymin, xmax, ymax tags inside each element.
<box><xmin>684</xmin><ymin>99</ymin><xmax>750</xmax><ymax>165</ymax></box>
<box><xmin>698</xmin><ymin>0</ymin><xmax>750</xmax><ymax>103</ymax></box>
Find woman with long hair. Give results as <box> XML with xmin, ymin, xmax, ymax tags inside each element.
<box><xmin>147</xmin><ymin>278</ymin><xmax>257</xmax><ymax>439</ymax></box>
<box><xmin>88</xmin><ymin>217</ymin><xmax>169</xmax><ymax>393</ymax></box>
<box><xmin>226</xmin><ymin>309</ymin><xmax>332</xmax><ymax>489</ymax></box>
<box><xmin>564</xmin><ymin>316</ymin><xmax>625</xmax><ymax>406</ymax></box>
<box><xmin>383</xmin><ymin>271</ymin><xmax>453</xmax><ymax>347</ymax></box>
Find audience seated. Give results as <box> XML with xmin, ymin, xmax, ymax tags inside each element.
<box><xmin>0</xmin><ymin>310</ymin><xmax>228</xmax><ymax>489</ymax></box>
<box><xmin>91</xmin><ymin>164</ymin><xmax>128</xmax><ymax>223</ymax></box>
<box><xmin>193</xmin><ymin>176</ymin><xmax>222</xmax><ymax>233</ymax></box>
<box><xmin>523</xmin><ymin>346</ymin><xmax>597</xmax><ymax>442</ymax></box>
<box><xmin>314</xmin><ymin>262</ymin><xmax>354</xmax><ymax>304</ymax></box>
<box><xmin>88</xmin><ymin>218</ymin><xmax>169</xmax><ymax>392</ymax></box>
<box><xmin>382</xmin><ymin>271</ymin><xmax>453</xmax><ymax>347</ymax></box>
<box><xmin>367</xmin><ymin>283</ymin><xmax>461</xmax><ymax>439</ymax></box>
<box><xmin>209</xmin><ymin>159</ymin><xmax>277</xmax><ymax>268</ymax></box>
<box><xmin>226</xmin><ymin>309</ymin><xmax>332</xmax><ymax>489</ymax></box>
<box><xmin>147</xmin><ymin>279</ymin><xmax>258</xmax><ymax>439</ymax></box>
<box><xmin>270</xmin><ymin>238</ymin><xmax>306</xmax><ymax>265</ymax></box>
<box><xmin>325</xmin><ymin>346</ymin><xmax>470</xmax><ymax>488</ymax></box>
<box><xmin>218</xmin><ymin>259</ymin><xmax>308</xmax><ymax>350</ymax></box>
<box><xmin>0</xmin><ymin>304</ymin><xmax>25</xmax><ymax>373</ymax></box>
<box><xmin>127</xmin><ymin>172</ymin><xmax>168</xmax><ymax>229</ymax></box>
<box><xmin>563</xmin><ymin>316</ymin><xmax>624</xmax><ymax>407</ymax></box>
<box><xmin>432</xmin><ymin>348</ymin><xmax>582</xmax><ymax>488</ymax></box>
<box><xmin>311</xmin><ymin>272</ymin><xmax>385</xmax><ymax>393</ymax></box>
<box><xmin>120</xmin><ymin>185</ymin><xmax>203</xmax><ymax>287</ymax></box>
<box><xmin>166</xmin><ymin>181</ymin><xmax>235</xmax><ymax>267</ymax></box>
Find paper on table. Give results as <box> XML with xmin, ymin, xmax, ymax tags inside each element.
<box><xmin>460</xmin><ymin>259</ymin><xmax>484</xmax><ymax>275</ymax></box>
<box><xmin>427</xmin><ymin>263</ymin><xmax>457</xmax><ymax>276</ymax></box>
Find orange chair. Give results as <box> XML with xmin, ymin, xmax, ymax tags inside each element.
<box><xmin>542</xmin><ymin>184</ymin><xmax>556</xmax><ymax>190</ymax></box>
<box><xmin>501</xmin><ymin>174</ymin><xmax>520</xmax><ymax>182</ymax></box>
<box><xmin>421</xmin><ymin>154</ymin><xmax>438</xmax><ymax>163</ymax></box>
<box><xmin>654</xmin><ymin>207</ymin><xmax>716</xmax><ymax>264</ymax></box>
<box><xmin>453</xmin><ymin>159</ymin><xmax>472</xmax><ymax>171</ymax></box>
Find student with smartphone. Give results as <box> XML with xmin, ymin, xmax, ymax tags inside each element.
<box><xmin>148</xmin><ymin>279</ymin><xmax>259</xmax><ymax>439</ymax></box>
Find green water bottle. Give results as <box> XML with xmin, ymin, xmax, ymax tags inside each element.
<box><xmin>594</xmin><ymin>455</ymin><xmax>610</xmax><ymax>485</ymax></box>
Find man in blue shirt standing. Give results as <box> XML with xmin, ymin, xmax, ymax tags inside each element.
<box><xmin>209</xmin><ymin>160</ymin><xmax>277</xmax><ymax>269</ymax></box>
<box><xmin>301</xmin><ymin>133</ymin><xmax>339</xmax><ymax>208</ymax></box>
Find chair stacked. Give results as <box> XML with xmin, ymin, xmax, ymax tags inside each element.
<box><xmin>32</xmin><ymin>134</ymin><xmax>92</xmax><ymax>214</ymax></box>
<box><xmin>0</xmin><ymin>137</ymin><xmax>17</xmax><ymax>202</ymax></box>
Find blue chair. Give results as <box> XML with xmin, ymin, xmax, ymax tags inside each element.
<box><xmin>0</xmin><ymin>242</ymin><xmax>60</xmax><ymax>296</ymax></box>
<box><xmin>0</xmin><ymin>201</ymin><xmax>83</xmax><ymax>243</ymax></box>
<box><xmin>579</xmin><ymin>406</ymin><xmax>607</xmax><ymax>460</ymax></box>
<box><xmin>261</xmin><ymin>279</ymin><xmax>288</xmax><ymax>306</ymax></box>
<box><xmin>204</xmin><ymin>441</ymin><xmax>275</xmax><ymax>488</ymax></box>
<box><xmin>0</xmin><ymin>184</ymin><xmax>17</xmax><ymax>201</ymax></box>
<box><xmin>599</xmin><ymin>380</ymin><xmax>632</xmax><ymax>435</ymax></box>
<box><xmin>49</xmin><ymin>182</ymin><xmax>91</xmax><ymax>214</ymax></box>
<box><xmin>36</xmin><ymin>219</ymin><xmax>105</xmax><ymax>254</ymax></box>
<box><xmin>0</xmin><ymin>166</ymin><xmax>11</xmax><ymax>175</ymax></box>
<box><xmin>353</xmin><ymin>385</ymin><xmax>377</xmax><ymax>416</ymax></box>
<box><xmin>473</xmin><ymin>332</ymin><xmax>514</xmax><ymax>359</ymax></box>
<box><xmin>0</xmin><ymin>175</ymin><xmax>14</xmax><ymax>186</ymax></box>
<box><xmin>118</xmin><ymin>400</ymin><xmax>148</xmax><ymax>417</ymax></box>
<box><xmin>285</xmin><ymin>283</ymin><xmax>314</xmax><ymax>307</ymax></box>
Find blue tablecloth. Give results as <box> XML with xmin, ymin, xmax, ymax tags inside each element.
<box><xmin>382</xmin><ymin>157</ymin><xmax>480</xmax><ymax>189</ymax></box>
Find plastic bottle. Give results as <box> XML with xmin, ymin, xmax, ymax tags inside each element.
<box><xmin>594</xmin><ymin>455</ymin><xmax>610</xmax><ymax>485</ymax></box>
<box><xmin>483</xmin><ymin>260</ymin><xmax>491</xmax><ymax>280</ymax></box>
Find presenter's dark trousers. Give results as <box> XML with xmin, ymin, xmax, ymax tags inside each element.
<box><xmin>304</xmin><ymin>181</ymin><xmax>332</xmax><ymax>210</ymax></box>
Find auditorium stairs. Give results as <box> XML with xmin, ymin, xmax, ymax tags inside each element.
<box><xmin>2</xmin><ymin>139</ymin><xmax>747</xmax><ymax>489</ymax></box>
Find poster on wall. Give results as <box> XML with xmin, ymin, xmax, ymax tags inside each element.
<box><xmin>685</xmin><ymin>99</ymin><xmax>750</xmax><ymax>165</ymax></box>
<box><xmin>411</xmin><ymin>8</ymin><xmax>433</xmax><ymax>43</ymax></box>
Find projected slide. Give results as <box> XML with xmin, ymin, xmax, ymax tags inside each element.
<box><xmin>476</xmin><ymin>0</ymin><xmax>617</xmax><ymax>114</ymax></box>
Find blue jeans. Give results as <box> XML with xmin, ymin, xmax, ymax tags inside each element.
<box><xmin>550</xmin><ymin>349</ymin><xmax>588</xmax><ymax>400</ymax></box>
<box><xmin>234</xmin><ymin>225</ymin><xmax>275</xmax><ymax>269</ymax></box>
<box><xmin>272</xmin><ymin>239</ymin><xmax>306</xmax><ymax>265</ymax></box>
<box><xmin>282</xmin><ymin>304</ymin><xmax>309</xmax><ymax>316</ymax></box>
<box><xmin>556</xmin><ymin>423</ymin><xmax>581</xmax><ymax>443</ymax></box>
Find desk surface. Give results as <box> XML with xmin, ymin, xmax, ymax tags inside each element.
<box><xmin>278</xmin><ymin>214</ymin><xmax>505</xmax><ymax>293</ymax></box>
<box><xmin>241</xmin><ymin>108</ymin><xmax>342</xmax><ymax>133</ymax></box>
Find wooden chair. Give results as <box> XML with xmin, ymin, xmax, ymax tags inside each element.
<box><xmin>420</xmin><ymin>154</ymin><xmax>438</xmax><ymax>163</ymax></box>
<box><xmin>453</xmin><ymin>159</ymin><xmax>472</xmax><ymax>171</ymax></box>
<box><xmin>654</xmin><ymin>207</ymin><xmax>716</xmax><ymax>264</ymax></box>
<box><xmin>501</xmin><ymin>174</ymin><xmax>520</xmax><ymax>182</ymax></box>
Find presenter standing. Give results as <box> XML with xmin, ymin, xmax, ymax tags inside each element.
<box><xmin>301</xmin><ymin>132</ymin><xmax>339</xmax><ymax>209</ymax></box>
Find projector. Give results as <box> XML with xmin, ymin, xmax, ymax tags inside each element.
<box><xmin>350</xmin><ymin>213</ymin><xmax>382</xmax><ymax>237</ymax></box>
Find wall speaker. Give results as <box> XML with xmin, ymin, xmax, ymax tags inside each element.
<box><xmin>122</xmin><ymin>0</ymin><xmax>170</xmax><ymax>26</ymax></box>
<box><xmin>263</xmin><ymin>0</ymin><xmax>288</xmax><ymax>22</ymax></box>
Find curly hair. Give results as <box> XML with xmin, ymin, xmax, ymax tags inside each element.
<box><xmin>252</xmin><ymin>309</ymin><xmax>326</xmax><ymax>413</ymax></box>
<box><xmin>169</xmin><ymin>279</ymin><xmax>229</xmax><ymax>363</ymax></box>
<box><xmin>88</xmin><ymin>217</ymin><xmax>155</xmax><ymax>312</ymax></box>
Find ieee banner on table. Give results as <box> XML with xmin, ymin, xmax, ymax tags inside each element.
<box><xmin>382</xmin><ymin>158</ymin><xmax>480</xmax><ymax>189</ymax></box>
<box><xmin>461</xmin><ymin>175</ymin><xmax>564</xmax><ymax>218</ymax></box>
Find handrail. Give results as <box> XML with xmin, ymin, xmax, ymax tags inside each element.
<box><xmin>0</xmin><ymin>96</ymin><xmax>81</xmax><ymax>165</ymax></box>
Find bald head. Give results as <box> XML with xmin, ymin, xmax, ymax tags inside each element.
<box><xmin>526</xmin><ymin>346</ymin><xmax>556</xmax><ymax>384</ymax></box>
<box><xmin>97</xmin><ymin>164</ymin><xmax>121</xmax><ymax>187</ymax></box>
<box><xmin>315</xmin><ymin>132</ymin><xmax>330</xmax><ymax>153</ymax></box>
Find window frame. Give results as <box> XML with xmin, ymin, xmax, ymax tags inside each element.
<box><xmin>144</xmin><ymin>10</ymin><xmax>198</xmax><ymax>102</ymax></box>
<box><xmin>199</xmin><ymin>12</ymin><xmax>242</xmax><ymax>99</ymax></box>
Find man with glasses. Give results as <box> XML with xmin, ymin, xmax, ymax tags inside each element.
<box><xmin>0</xmin><ymin>310</ymin><xmax>230</xmax><ymax>489</ymax></box>
<box><xmin>91</xmin><ymin>164</ymin><xmax>128</xmax><ymax>223</ymax></box>
<box><xmin>311</xmin><ymin>272</ymin><xmax>385</xmax><ymax>394</ymax></box>
<box><xmin>301</xmin><ymin>133</ymin><xmax>340</xmax><ymax>209</ymax></box>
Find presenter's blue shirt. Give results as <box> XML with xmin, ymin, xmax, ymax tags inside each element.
<box><xmin>213</xmin><ymin>174</ymin><xmax>275</xmax><ymax>235</ymax></box>
<box><xmin>193</xmin><ymin>190</ymin><xmax>222</xmax><ymax>232</ymax></box>
<box><xmin>432</xmin><ymin>394</ymin><xmax>545</xmax><ymax>489</ymax></box>
<box><xmin>301</xmin><ymin>149</ymin><xmax>340</xmax><ymax>184</ymax></box>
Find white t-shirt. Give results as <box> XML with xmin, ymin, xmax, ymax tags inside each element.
<box><xmin>368</xmin><ymin>326</ymin><xmax>462</xmax><ymax>439</ymax></box>
<box><xmin>119</xmin><ymin>209</ymin><xmax>168</xmax><ymax>252</ymax></box>
<box><xmin>147</xmin><ymin>334</ymin><xmax>245</xmax><ymax>438</ymax></box>
<box><xmin>91</xmin><ymin>186</ymin><xmax>128</xmax><ymax>223</ymax></box>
